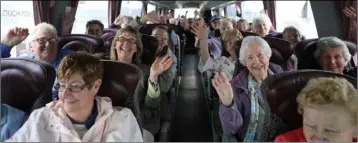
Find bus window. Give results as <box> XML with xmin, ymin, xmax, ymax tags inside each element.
<box><xmin>219</xmin><ymin>8</ymin><xmax>225</xmax><ymax>17</ymax></box>
<box><xmin>71</xmin><ymin>1</ymin><xmax>108</xmax><ymax>34</ymax></box>
<box><xmin>120</xmin><ymin>1</ymin><xmax>142</xmax><ymax>18</ymax></box>
<box><xmin>147</xmin><ymin>3</ymin><xmax>156</xmax><ymax>13</ymax></box>
<box><xmin>241</xmin><ymin>1</ymin><xmax>264</xmax><ymax>23</ymax></box>
<box><xmin>1</xmin><ymin>1</ymin><xmax>35</xmax><ymax>57</ymax></box>
<box><xmin>226</xmin><ymin>3</ymin><xmax>237</xmax><ymax>18</ymax></box>
<box><xmin>174</xmin><ymin>8</ymin><xmax>199</xmax><ymax>18</ymax></box>
<box><xmin>276</xmin><ymin>1</ymin><xmax>318</xmax><ymax>38</ymax></box>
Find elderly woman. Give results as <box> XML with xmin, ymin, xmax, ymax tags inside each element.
<box><xmin>109</xmin><ymin>12</ymin><xmax>175</xmax><ymax>140</ymax></box>
<box><xmin>275</xmin><ymin>77</ymin><xmax>357</xmax><ymax>142</ymax></box>
<box><xmin>252</xmin><ymin>14</ymin><xmax>272</xmax><ymax>37</ymax></box>
<box><xmin>236</xmin><ymin>19</ymin><xmax>250</xmax><ymax>32</ymax></box>
<box><xmin>5</xmin><ymin>52</ymin><xmax>143</xmax><ymax>142</ymax></box>
<box><xmin>212</xmin><ymin>36</ymin><xmax>284</xmax><ymax>141</ymax></box>
<box><xmin>192</xmin><ymin>19</ymin><xmax>243</xmax><ymax>81</ymax></box>
<box><xmin>282</xmin><ymin>26</ymin><xmax>301</xmax><ymax>71</ymax></box>
<box><xmin>314</xmin><ymin>37</ymin><xmax>352</xmax><ymax>74</ymax></box>
<box><xmin>110</xmin><ymin>15</ymin><xmax>134</xmax><ymax>29</ymax></box>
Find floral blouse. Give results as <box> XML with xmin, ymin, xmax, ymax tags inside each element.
<box><xmin>198</xmin><ymin>56</ymin><xmax>236</xmax><ymax>81</ymax></box>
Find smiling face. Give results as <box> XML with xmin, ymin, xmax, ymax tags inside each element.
<box><xmin>303</xmin><ymin>104</ymin><xmax>355</xmax><ymax>142</ymax></box>
<box><xmin>31</xmin><ymin>30</ymin><xmax>58</xmax><ymax>64</ymax></box>
<box><xmin>319</xmin><ymin>47</ymin><xmax>345</xmax><ymax>74</ymax></box>
<box><xmin>114</xmin><ymin>32</ymin><xmax>138</xmax><ymax>63</ymax></box>
<box><xmin>58</xmin><ymin>72</ymin><xmax>101</xmax><ymax>114</ymax></box>
<box><xmin>254</xmin><ymin>21</ymin><xmax>270</xmax><ymax>37</ymax></box>
<box><xmin>245</xmin><ymin>42</ymin><xmax>270</xmax><ymax>79</ymax></box>
<box><xmin>152</xmin><ymin>28</ymin><xmax>168</xmax><ymax>51</ymax></box>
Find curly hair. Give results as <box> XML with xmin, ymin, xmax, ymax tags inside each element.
<box><xmin>297</xmin><ymin>77</ymin><xmax>357</xmax><ymax>123</ymax></box>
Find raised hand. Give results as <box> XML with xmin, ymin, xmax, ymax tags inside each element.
<box><xmin>212</xmin><ymin>72</ymin><xmax>234</xmax><ymax>106</ymax></box>
<box><xmin>343</xmin><ymin>6</ymin><xmax>357</xmax><ymax>21</ymax></box>
<box><xmin>1</xmin><ymin>27</ymin><xmax>29</xmax><ymax>48</ymax></box>
<box><xmin>150</xmin><ymin>55</ymin><xmax>173</xmax><ymax>79</ymax></box>
<box><xmin>190</xmin><ymin>19</ymin><xmax>208</xmax><ymax>40</ymax></box>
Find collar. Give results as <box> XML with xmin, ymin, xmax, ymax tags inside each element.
<box><xmin>68</xmin><ymin>100</ymin><xmax>98</xmax><ymax>129</ymax></box>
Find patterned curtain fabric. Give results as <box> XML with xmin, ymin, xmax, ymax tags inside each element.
<box><xmin>108</xmin><ymin>0</ymin><xmax>122</xmax><ymax>25</ymax></box>
<box><xmin>336</xmin><ymin>1</ymin><xmax>357</xmax><ymax>44</ymax></box>
<box><xmin>33</xmin><ymin>0</ymin><xmax>53</xmax><ymax>24</ymax></box>
<box><xmin>263</xmin><ymin>0</ymin><xmax>277</xmax><ymax>29</ymax></box>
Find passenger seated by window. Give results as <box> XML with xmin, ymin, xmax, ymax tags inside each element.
<box><xmin>275</xmin><ymin>77</ymin><xmax>357</xmax><ymax>142</ymax></box>
<box><xmin>236</xmin><ymin>19</ymin><xmax>250</xmax><ymax>32</ymax></box>
<box><xmin>109</xmin><ymin>15</ymin><xmax>134</xmax><ymax>29</ymax></box>
<box><xmin>252</xmin><ymin>14</ymin><xmax>272</xmax><ymax>37</ymax></box>
<box><xmin>213</xmin><ymin>36</ymin><xmax>284</xmax><ymax>141</ymax></box>
<box><xmin>5</xmin><ymin>52</ymin><xmax>143</xmax><ymax>142</ymax></box>
<box><xmin>85</xmin><ymin>20</ymin><xmax>104</xmax><ymax>37</ymax></box>
<box><xmin>109</xmin><ymin>26</ymin><xmax>173</xmax><ymax>138</ymax></box>
<box><xmin>314</xmin><ymin>37</ymin><xmax>352</xmax><ymax>74</ymax></box>
<box><xmin>1</xmin><ymin>104</ymin><xmax>29</xmax><ymax>142</ymax></box>
<box><xmin>282</xmin><ymin>26</ymin><xmax>301</xmax><ymax>71</ymax></box>
<box><xmin>193</xmin><ymin>19</ymin><xmax>243</xmax><ymax>81</ymax></box>
<box><xmin>0</xmin><ymin>23</ymin><xmax>73</xmax><ymax>71</ymax></box>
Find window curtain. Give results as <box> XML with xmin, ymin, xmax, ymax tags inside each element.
<box><xmin>33</xmin><ymin>0</ymin><xmax>54</xmax><ymax>25</ymax></box>
<box><xmin>142</xmin><ymin>2</ymin><xmax>148</xmax><ymax>15</ymax></box>
<box><xmin>108</xmin><ymin>0</ymin><xmax>122</xmax><ymax>25</ymax></box>
<box><xmin>263</xmin><ymin>0</ymin><xmax>277</xmax><ymax>29</ymax></box>
<box><xmin>335</xmin><ymin>1</ymin><xmax>357</xmax><ymax>44</ymax></box>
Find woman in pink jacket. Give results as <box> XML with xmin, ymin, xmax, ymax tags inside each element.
<box><xmin>5</xmin><ymin>52</ymin><xmax>143</xmax><ymax>142</ymax></box>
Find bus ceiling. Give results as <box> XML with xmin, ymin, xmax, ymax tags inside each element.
<box><xmin>148</xmin><ymin>1</ymin><xmax>235</xmax><ymax>9</ymax></box>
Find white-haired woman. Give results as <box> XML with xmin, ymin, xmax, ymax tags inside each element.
<box><xmin>212</xmin><ymin>36</ymin><xmax>285</xmax><ymax>141</ymax></box>
<box><xmin>252</xmin><ymin>14</ymin><xmax>272</xmax><ymax>37</ymax></box>
<box><xmin>314</xmin><ymin>36</ymin><xmax>352</xmax><ymax>74</ymax></box>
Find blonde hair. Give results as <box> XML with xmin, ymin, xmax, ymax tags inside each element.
<box><xmin>109</xmin><ymin>26</ymin><xmax>143</xmax><ymax>64</ymax></box>
<box><xmin>297</xmin><ymin>77</ymin><xmax>357</xmax><ymax>123</ymax></box>
<box><xmin>221</xmin><ymin>29</ymin><xmax>243</xmax><ymax>43</ymax></box>
<box><xmin>220</xmin><ymin>18</ymin><xmax>234</xmax><ymax>32</ymax></box>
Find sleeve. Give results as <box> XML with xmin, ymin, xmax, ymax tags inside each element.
<box><xmin>218</xmin><ymin>84</ymin><xmax>243</xmax><ymax>136</ymax></box>
<box><xmin>198</xmin><ymin>57</ymin><xmax>223</xmax><ymax>74</ymax></box>
<box><xmin>274</xmin><ymin>135</ymin><xmax>286</xmax><ymax>142</ymax></box>
<box><xmin>145</xmin><ymin>78</ymin><xmax>161</xmax><ymax>108</ymax></box>
<box><xmin>1</xmin><ymin>43</ymin><xmax>12</xmax><ymax>58</ymax></box>
<box><xmin>123</xmin><ymin>109</ymin><xmax>144</xmax><ymax>142</ymax></box>
<box><xmin>157</xmin><ymin>51</ymin><xmax>177</xmax><ymax>93</ymax></box>
<box><xmin>5</xmin><ymin>109</ymin><xmax>44</xmax><ymax>142</ymax></box>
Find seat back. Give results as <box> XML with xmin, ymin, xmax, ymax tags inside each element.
<box><xmin>234</xmin><ymin>36</ymin><xmax>294</xmax><ymax>75</ymax></box>
<box><xmin>58</xmin><ymin>34</ymin><xmax>105</xmax><ymax>54</ymax></box>
<box><xmin>101</xmin><ymin>33</ymin><xmax>115</xmax><ymax>59</ymax></box>
<box><xmin>261</xmin><ymin>70</ymin><xmax>357</xmax><ymax>130</ymax></box>
<box><xmin>295</xmin><ymin>39</ymin><xmax>357</xmax><ymax>70</ymax></box>
<box><xmin>1</xmin><ymin>58</ymin><xmax>56</xmax><ymax>112</ymax></box>
<box><xmin>103</xmin><ymin>28</ymin><xmax>118</xmax><ymax>36</ymax></box>
<box><xmin>241</xmin><ymin>31</ymin><xmax>259</xmax><ymax>37</ymax></box>
<box><xmin>97</xmin><ymin>60</ymin><xmax>144</xmax><ymax>132</ymax></box>
<box><xmin>140</xmin><ymin>34</ymin><xmax>159</xmax><ymax>65</ymax></box>
<box><xmin>62</xmin><ymin>41</ymin><xmax>90</xmax><ymax>52</ymax></box>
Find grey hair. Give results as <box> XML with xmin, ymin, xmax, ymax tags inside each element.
<box><xmin>27</xmin><ymin>22</ymin><xmax>58</xmax><ymax>45</ymax></box>
<box><xmin>239</xmin><ymin>36</ymin><xmax>272</xmax><ymax>66</ymax></box>
<box><xmin>252</xmin><ymin>14</ymin><xmax>272</xmax><ymax>28</ymax></box>
<box><xmin>314</xmin><ymin>36</ymin><xmax>351</xmax><ymax>66</ymax></box>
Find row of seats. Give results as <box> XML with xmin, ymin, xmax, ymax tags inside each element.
<box><xmin>201</xmin><ymin>35</ymin><xmax>357</xmax><ymax>141</ymax></box>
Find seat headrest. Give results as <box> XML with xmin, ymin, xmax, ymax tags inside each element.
<box><xmin>241</xmin><ymin>31</ymin><xmax>260</xmax><ymax>37</ymax></box>
<box><xmin>62</xmin><ymin>41</ymin><xmax>90</xmax><ymax>52</ymax></box>
<box><xmin>262</xmin><ymin>70</ymin><xmax>357</xmax><ymax>130</ymax></box>
<box><xmin>140</xmin><ymin>34</ymin><xmax>158</xmax><ymax>65</ymax></box>
<box><xmin>101</xmin><ymin>32</ymin><xmax>116</xmax><ymax>41</ymax></box>
<box><xmin>139</xmin><ymin>24</ymin><xmax>169</xmax><ymax>35</ymax></box>
<box><xmin>97</xmin><ymin>60</ymin><xmax>143</xmax><ymax>126</ymax></box>
<box><xmin>1</xmin><ymin>58</ymin><xmax>56</xmax><ymax>112</ymax></box>
<box><xmin>103</xmin><ymin>28</ymin><xmax>118</xmax><ymax>35</ymax></box>
<box><xmin>295</xmin><ymin>38</ymin><xmax>357</xmax><ymax>70</ymax></box>
<box><xmin>235</xmin><ymin>36</ymin><xmax>294</xmax><ymax>65</ymax></box>
<box><xmin>58</xmin><ymin>34</ymin><xmax>105</xmax><ymax>54</ymax></box>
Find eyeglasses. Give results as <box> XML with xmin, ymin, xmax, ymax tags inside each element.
<box><xmin>57</xmin><ymin>83</ymin><xmax>89</xmax><ymax>93</ymax></box>
<box><xmin>34</xmin><ymin>38</ymin><xmax>58</xmax><ymax>45</ymax></box>
<box><xmin>117</xmin><ymin>37</ymin><xmax>136</xmax><ymax>44</ymax></box>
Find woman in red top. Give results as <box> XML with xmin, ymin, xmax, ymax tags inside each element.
<box><xmin>275</xmin><ymin>77</ymin><xmax>357</xmax><ymax>142</ymax></box>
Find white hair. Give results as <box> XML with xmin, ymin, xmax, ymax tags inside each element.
<box><xmin>220</xmin><ymin>18</ymin><xmax>234</xmax><ymax>32</ymax></box>
<box><xmin>314</xmin><ymin>36</ymin><xmax>352</xmax><ymax>66</ymax></box>
<box><xmin>252</xmin><ymin>14</ymin><xmax>272</xmax><ymax>28</ymax></box>
<box><xmin>239</xmin><ymin>36</ymin><xmax>272</xmax><ymax>66</ymax></box>
<box><xmin>27</xmin><ymin>22</ymin><xmax>58</xmax><ymax>44</ymax></box>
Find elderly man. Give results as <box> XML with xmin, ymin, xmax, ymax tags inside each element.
<box><xmin>1</xmin><ymin>23</ymin><xmax>73</xmax><ymax>71</ymax></box>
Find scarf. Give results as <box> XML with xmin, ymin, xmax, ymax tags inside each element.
<box><xmin>244</xmin><ymin>69</ymin><xmax>274</xmax><ymax>142</ymax></box>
